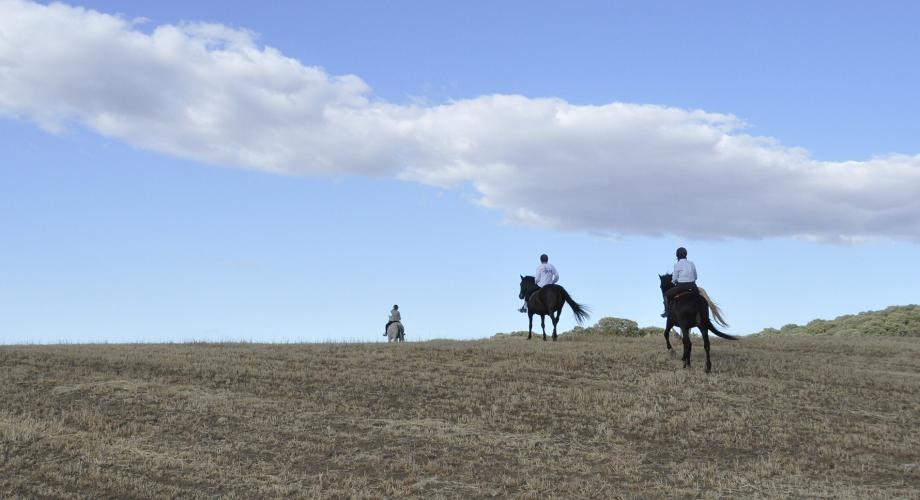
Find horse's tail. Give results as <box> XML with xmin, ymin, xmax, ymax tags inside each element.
<box><xmin>697</xmin><ymin>296</ymin><xmax>738</xmax><ymax>340</ymax></box>
<box><xmin>561</xmin><ymin>288</ymin><xmax>591</xmax><ymax>325</ymax></box>
<box><xmin>698</xmin><ymin>287</ymin><xmax>729</xmax><ymax>328</ymax></box>
<box><xmin>706</xmin><ymin>319</ymin><xmax>738</xmax><ymax>340</ymax></box>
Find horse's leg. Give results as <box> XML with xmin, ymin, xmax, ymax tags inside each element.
<box><xmin>540</xmin><ymin>314</ymin><xmax>547</xmax><ymax>341</ymax></box>
<box><xmin>551</xmin><ymin>309</ymin><xmax>560</xmax><ymax>341</ymax></box>
<box><xmin>701</xmin><ymin>326</ymin><xmax>712</xmax><ymax>373</ymax></box>
<box><xmin>527</xmin><ymin>313</ymin><xmax>534</xmax><ymax>340</ymax></box>
<box><xmin>679</xmin><ymin>319</ymin><xmax>692</xmax><ymax>368</ymax></box>
<box><xmin>693</xmin><ymin>307</ymin><xmax>711</xmax><ymax>372</ymax></box>
<box><xmin>663</xmin><ymin>318</ymin><xmax>674</xmax><ymax>352</ymax></box>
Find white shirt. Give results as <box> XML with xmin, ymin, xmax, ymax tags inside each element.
<box><xmin>389</xmin><ymin>309</ymin><xmax>401</xmax><ymax>322</ymax></box>
<box><xmin>673</xmin><ymin>259</ymin><xmax>697</xmax><ymax>283</ymax></box>
<box><xmin>535</xmin><ymin>263</ymin><xmax>559</xmax><ymax>287</ymax></box>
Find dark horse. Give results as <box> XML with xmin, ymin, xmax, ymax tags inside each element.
<box><xmin>519</xmin><ymin>276</ymin><xmax>590</xmax><ymax>341</ymax></box>
<box><xmin>659</xmin><ymin>274</ymin><xmax>737</xmax><ymax>372</ymax></box>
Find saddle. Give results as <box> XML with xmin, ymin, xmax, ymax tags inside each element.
<box><xmin>669</xmin><ymin>286</ymin><xmax>699</xmax><ymax>303</ymax></box>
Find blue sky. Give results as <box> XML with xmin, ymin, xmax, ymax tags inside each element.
<box><xmin>1</xmin><ymin>0</ymin><xmax>919</xmax><ymax>343</ymax></box>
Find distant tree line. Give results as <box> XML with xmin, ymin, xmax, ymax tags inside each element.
<box><xmin>753</xmin><ymin>305</ymin><xmax>920</xmax><ymax>337</ymax></box>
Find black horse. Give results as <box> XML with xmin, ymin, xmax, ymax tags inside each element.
<box><xmin>659</xmin><ymin>274</ymin><xmax>737</xmax><ymax>372</ymax></box>
<box><xmin>519</xmin><ymin>276</ymin><xmax>590</xmax><ymax>341</ymax></box>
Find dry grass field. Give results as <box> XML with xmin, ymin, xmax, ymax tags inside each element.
<box><xmin>1</xmin><ymin>334</ymin><xmax>918</xmax><ymax>498</ymax></box>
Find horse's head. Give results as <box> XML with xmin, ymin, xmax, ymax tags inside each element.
<box><xmin>659</xmin><ymin>273</ymin><xmax>674</xmax><ymax>293</ymax></box>
<box><xmin>519</xmin><ymin>275</ymin><xmax>537</xmax><ymax>299</ymax></box>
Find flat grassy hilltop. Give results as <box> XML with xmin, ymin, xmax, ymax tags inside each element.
<box><xmin>1</xmin><ymin>335</ymin><xmax>918</xmax><ymax>498</ymax></box>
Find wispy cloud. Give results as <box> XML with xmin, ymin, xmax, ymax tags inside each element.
<box><xmin>2</xmin><ymin>0</ymin><xmax>919</xmax><ymax>241</ymax></box>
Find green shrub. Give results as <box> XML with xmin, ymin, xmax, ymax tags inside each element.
<box><xmin>560</xmin><ymin>317</ymin><xmax>654</xmax><ymax>339</ymax></box>
<box><xmin>752</xmin><ymin>305</ymin><xmax>920</xmax><ymax>337</ymax></box>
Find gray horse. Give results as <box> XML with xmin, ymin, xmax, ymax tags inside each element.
<box><xmin>386</xmin><ymin>321</ymin><xmax>405</xmax><ymax>342</ymax></box>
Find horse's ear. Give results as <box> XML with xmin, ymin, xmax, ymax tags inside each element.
<box><xmin>520</xmin><ymin>275</ymin><xmax>524</xmax><ymax>279</ymax></box>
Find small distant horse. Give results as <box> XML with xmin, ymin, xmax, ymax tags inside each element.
<box><xmin>659</xmin><ymin>274</ymin><xmax>737</xmax><ymax>372</ymax></box>
<box><xmin>519</xmin><ymin>276</ymin><xmax>590</xmax><ymax>341</ymax></box>
<box><xmin>386</xmin><ymin>321</ymin><xmax>405</xmax><ymax>342</ymax></box>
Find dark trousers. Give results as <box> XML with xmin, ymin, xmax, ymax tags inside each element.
<box><xmin>665</xmin><ymin>282</ymin><xmax>698</xmax><ymax>300</ymax></box>
<box><xmin>663</xmin><ymin>282</ymin><xmax>698</xmax><ymax>314</ymax></box>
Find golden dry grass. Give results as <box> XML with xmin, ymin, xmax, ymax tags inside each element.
<box><xmin>1</xmin><ymin>334</ymin><xmax>918</xmax><ymax>498</ymax></box>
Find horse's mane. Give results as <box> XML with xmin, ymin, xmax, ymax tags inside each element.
<box><xmin>521</xmin><ymin>275</ymin><xmax>537</xmax><ymax>287</ymax></box>
<box><xmin>659</xmin><ymin>274</ymin><xmax>673</xmax><ymax>289</ymax></box>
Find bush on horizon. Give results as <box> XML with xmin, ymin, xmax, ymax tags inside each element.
<box><xmin>753</xmin><ymin>305</ymin><xmax>920</xmax><ymax>337</ymax></box>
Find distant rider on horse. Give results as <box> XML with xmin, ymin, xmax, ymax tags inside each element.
<box><xmin>384</xmin><ymin>304</ymin><xmax>402</xmax><ymax>337</ymax></box>
<box><xmin>661</xmin><ymin>247</ymin><xmax>698</xmax><ymax>317</ymax></box>
<box><xmin>519</xmin><ymin>254</ymin><xmax>559</xmax><ymax>313</ymax></box>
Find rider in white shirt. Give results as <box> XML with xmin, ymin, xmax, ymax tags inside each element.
<box><xmin>662</xmin><ymin>247</ymin><xmax>699</xmax><ymax>317</ymax></box>
<box><xmin>384</xmin><ymin>304</ymin><xmax>401</xmax><ymax>336</ymax></box>
<box><xmin>520</xmin><ymin>254</ymin><xmax>559</xmax><ymax>313</ymax></box>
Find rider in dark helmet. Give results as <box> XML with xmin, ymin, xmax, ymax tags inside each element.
<box><xmin>661</xmin><ymin>247</ymin><xmax>699</xmax><ymax>317</ymax></box>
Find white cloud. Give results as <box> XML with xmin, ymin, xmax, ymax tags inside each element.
<box><xmin>2</xmin><ymin>0</ymin><xmax>920</xmax><ymax>241</ymax></box>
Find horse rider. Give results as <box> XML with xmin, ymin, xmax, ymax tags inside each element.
<box><xmin>384</xmin><ymin>304</ymin><xmax>401</xmax><ymax>336</ymax></box>
<box><xmin>661</xmin><ymin>247</ymin><xmax>698</xmax><ymax>317</ymax></box>
<box><xmin>519</xmin><ymin>254</ymin><xmax>560</xmax><ymax>313</ymax></box>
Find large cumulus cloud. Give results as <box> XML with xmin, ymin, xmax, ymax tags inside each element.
<box><xmin>2</xmin><ymin>0</ymin><xmax>919</xmax><ymax>241</ymax></box>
